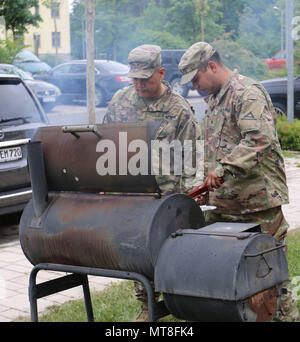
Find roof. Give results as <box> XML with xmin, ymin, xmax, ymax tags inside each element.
<box><xmin>0</xmin><ymin>73</ymin><xmax>21</xmax><ymax>80</ymax></box>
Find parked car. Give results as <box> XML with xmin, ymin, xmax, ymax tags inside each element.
<box><xmin>13</xmin><ymin>49</ymin><xmax>52</xmax><ymax>75</ymax></box>
<box><xmin>264</xmin><ymin>50</ymin><xmax>286</xmax><ymax>70</ymax></box>
<box><xmin>261</xmin><ymin>75</ymin><xmax>300</xmax><ymax>118</ymax></box>
<box><xmin>35</xmin><ymin>59</ymin><xmax>132</xmax><ymax>107</ymax></box>
<box><xmin>0</xmin><ymin>74</ymin><xmax>48</xmax><ymax>215</ymax></box>
<box><xmin>0</xmin><ymin>64</ymin><xmax>61</xmax><ymax>112</ymax></box>
<box><xmin>264</xmin><ymin>50</ymin><xmax>300</xmax><ymax>70</ymax></box>
<box><xmin>161</xmin><ymin>49</ymin><xmax>206</xmax><ymax>98</ymax></box>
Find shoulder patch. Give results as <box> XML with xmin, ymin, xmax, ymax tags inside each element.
<box><xmin>241</xmin><ymin>112</ymin><xmax>256</xmax><ymax>120</ymax></box>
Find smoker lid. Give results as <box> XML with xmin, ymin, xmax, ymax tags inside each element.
<box><xmin>154</xmin><ymin>227</ymin><xmax>289</xmax><ymax>301</ymax></box>
<box><xmin>199</xmin><ymin>222</ymin><xmax>261</xmax><ymax>233</ymax></box>
<box><xmin>32</xmin><ymin>122</ymin><xmax>163</xmax><ymax>194</ymax></box>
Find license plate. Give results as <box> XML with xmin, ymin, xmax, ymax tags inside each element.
<box><xmin>43</xmin><ymin>96</ymin><xmax>56</xmax><ymax>103</ymax></box>
<box><xmin>0</xmin><ymin>146</ymin><xmax>22</xmax><ymax>162</ymax></box>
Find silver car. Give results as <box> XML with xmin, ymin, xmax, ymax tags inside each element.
<box><xmin>0</xmin><ymin>74</ymin><xmax>48</xmax><ymax>215</ymax></box>
<box><xmin>0</xmin><ymin>64</ymin><xmax>61</xmax><ymax>112</ymax></box>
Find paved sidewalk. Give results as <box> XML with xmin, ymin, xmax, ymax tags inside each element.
<box><xmin>0</xmin><ymin>244</ymin><xmax>120</xmax><ymax>322</ymax></box>
<box><xmin>0</xmin><ymin>156</ymin><xmax>299</xmax><ymax>322</ymax></box>
<box><xmin>282</xmin><ymin>156</ymin><xmax>300</xmax><ymax>230</ymax></box>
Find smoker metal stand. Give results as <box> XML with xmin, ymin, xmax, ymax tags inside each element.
<box><xmin>28</xmin><ymin>263</ymin><xmax>169</xmax><ymax>322</ymax></box>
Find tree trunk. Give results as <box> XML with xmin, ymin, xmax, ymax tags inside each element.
<box><xmin>200</xmin><ymin>12</ymin><xmax>205</xmax><ymax>41</ymax></box>
<box><xmin>86</xmin><ymin>0</ymin><xmax>96</xmax><ymax>124</ymax></box>
<box><xmin>113</xmin><ymin>39</ymin><xmax>117</xmax><ymax>61</ymax></box>
<box><xmin>54</xmin><ymin>16</ymin><xmax>58</xmax><ymax>66</ymax></box>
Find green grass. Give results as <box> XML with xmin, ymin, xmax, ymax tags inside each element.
<box><xmin>283</xmin><ymin>151</ymin><xmax>300</xmax><ymax>158</ymax></box>
<box><xmin>286</xmin><ymin>229</ymin><xmax>300</xmax><ymax>316</ymax></box>
<box><xmin>16</xmin><ymin>281</ymin><xmax>141</xmax><ymax>322</ymax></box>
<box><xmin>16</xmin><ymin>229</ymin><xmax>300</xmax><ymax>322</ymax></box>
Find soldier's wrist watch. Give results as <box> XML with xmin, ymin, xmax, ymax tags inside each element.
<box><xmin>215</xmin><ymin>165</ymin><xmax>225</xmax><ymax>178</ymax></box>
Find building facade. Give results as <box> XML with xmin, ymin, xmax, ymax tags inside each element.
<box><xmin>24</xmin><ymin>0</ymin><xmax>71</xmax><ymax>63</ymax></box>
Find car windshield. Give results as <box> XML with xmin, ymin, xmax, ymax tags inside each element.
<box><xmin>96</xmin><ymin>61</ymin><xmax>129</xmax><ymax>73</ymax></box>
<box><xmin>16</xmin><ymin>61</ymin><xmax>51</xmax><ymax>74</ymax></box>
<box><xmin>13</xmin><ymin>67</ymin><xmax>34</xmax><ymax>80</ymax></box>
<box><xmin>15</xmin><ymin>50</ymin><xmax>40</xmax><ymax>62</ymax></box>
<box><xmin>0</xmin><ymin>79</ymin><xmax>44</xmax><ymax>125</ymax></box>
<box><xmin>0</xmin><ymin>66</ymin><xmax>34</xmax><ymax>80</ymax></box>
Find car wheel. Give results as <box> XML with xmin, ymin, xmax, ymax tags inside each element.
<box><xmin>170</xmin><ymin>78</ymin><xmax>189</xmax><ymax>98</ymax></box>
<box><xmin>273</xmin><ymin>102</ymin><xmax>287</xmax><ymax>117</ymax></box>
<box><xmin>95</xmin><ymin>87</ymin><xmax>106</xmax><ymax>107</ymax></box>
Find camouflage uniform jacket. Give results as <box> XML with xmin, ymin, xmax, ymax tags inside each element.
<box><xmin>204</xmin><ymin>71</ymin><xmax>289</xmax><ymax>214</ymax></box>
<box><xmin>103</xmin><ymin>81</ymin><xmax>202</xmax><ymax>193</ymax></box>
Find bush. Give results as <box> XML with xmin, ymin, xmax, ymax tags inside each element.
<box><xmin>0</xmin><ymin>38</ymin><xmax>25</xmax><ymax>64</ymax></box>
<box><xmin>277</xmin><ymin>115</ymin><xmax>300</xmax><ymax>151</ymax></box>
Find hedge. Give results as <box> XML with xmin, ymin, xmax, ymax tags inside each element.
<box><xmin>276</xmin><ymin>115</ymin><xmax>300</xmax><ymax>151</ymax></box>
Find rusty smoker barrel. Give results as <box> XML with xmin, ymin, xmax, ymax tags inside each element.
<box><xmin>19</xmin><ymin>193</ymin><xmax>205</xmax><ymax>279</ymax></box>
<box><xmin>154</xmin><ymin>225</ymin><xmax>289</xmax><ymax>322</ymax></box>
<box><xmin>19</xmin><ymin>122</ymin><xmax>205</xmax><ymax>279</ymax></box>
<box><xmin>19</xmin><ymin>122</ymin><xmax>289</xmax><ymax>322</ymax></box>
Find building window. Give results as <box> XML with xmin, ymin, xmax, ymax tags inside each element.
<box><xmin>33</xmin><ymin>33</ymin><xmax>40</xmax><ymax>49</ymax></box>
<box><xmin>52</xmin><ymin>32</ymin><xmax>61</xmax><ymax>48</ymax></box>
<box><xmin>51</xmin><ymin>2</ymin><xmax>60</xmax><ymax>18</ymax></box>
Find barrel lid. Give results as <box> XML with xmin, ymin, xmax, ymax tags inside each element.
<box><xmin>199</xmin><ymin>222</ymin><xmax>261</xmax><ymax>233</ymax></box>
<box><xmin>154</xmin><ymin>228</ymin><xmax>289</xmax><ymax>301</ymax></box>
<box><xmin>32</xmin><ymin>122</ymin><xmax>162</xmax><ymax>194</ymax></box>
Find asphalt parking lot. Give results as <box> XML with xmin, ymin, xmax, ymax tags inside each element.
<box><xmin>46</xmin><ymin>90</ymin><xmax>206</xmax><ymax>126</ymax></box>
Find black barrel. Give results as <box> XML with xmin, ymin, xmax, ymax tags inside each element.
<box><xmin>154</xmin><ymin>224</ymin><xmax>289</xmax><ymax>322</ymax></box>
<box><xmin>19</xmin><ymin>193</ymin><xmax>205</xmax><ymax>279</ymax></box>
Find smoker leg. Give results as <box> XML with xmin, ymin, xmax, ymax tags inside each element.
<box><xmin>81</xmin><ymin>275</ymin><xmax>94</xmax><ymax>322</ymax></box>
<box><xmin>133</xmin><ymin>276</ymin><xmax>169</xmax><ymax>322</ymax></box>
<box><xmin>28</xmin><ymin>267</ymin><xmax>39</xmax><ymax>322</ymax></box>
<box><xmin>28</xmin><ymin>264</ymin><xmax>95</xmax><ymax>322</ymax></box>
<box><xmin>27</xmin><ymin>263</ymin><xmax>170</xmax><ymax>322</ymax></box>
<box><xmin>152</xmin><ymin>301</ymin><xmax>170</xmax><ymax>322</ymax></box>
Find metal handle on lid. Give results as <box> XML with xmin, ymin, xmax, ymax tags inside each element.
<box><xmin>62</xmin><ymin>125</ymin><xmax>102</xmax><ymax>139</ymax></box>
<box><xmin>244</xmin><ymin>244</ymin><xmax>286</xmax><ymax>258</ymax></box>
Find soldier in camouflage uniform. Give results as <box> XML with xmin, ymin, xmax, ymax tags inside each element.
<box><xmin>179</xmin><ymin>42</ymin><xmax>299</xmax><ymax>322</ymax></box>
<box><xmin>103</xmin><ymin>44</ymin><xmax>202</xmax><ymax>321</ymax></box>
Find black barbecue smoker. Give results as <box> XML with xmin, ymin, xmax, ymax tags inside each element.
<box><xmin>19</xmin><ymin>122</ymin><xmax>289</xmax><ymax>322</ymax></box>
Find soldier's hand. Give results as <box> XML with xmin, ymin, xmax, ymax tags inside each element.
<box><xmin>195</xmin><ymin>194</ymin><xmax>207</xmax><ymax>205</ymax></box>
<box><xmin>203</xmin><ymin>172</ymin><xmax>224</xmax><ymax>191</ymax></box>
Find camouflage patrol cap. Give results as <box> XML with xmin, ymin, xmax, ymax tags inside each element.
<box><xmin>179</xmin><ymin>42</ymin><xmax>216</xmax><ymax>85</ymax></box>
<box><xmin>128</xmin><ymin>44</ymin><xmax>162</xmax><ymax>79</ymax></box>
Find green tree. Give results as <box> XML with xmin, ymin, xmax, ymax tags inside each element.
<box><xmin>0</xmin><ymin>38</ymin><xmax>26</xmax><ymax>63</ymax></box>
<box><xmin>220</xmin><ymin>0</ymin><xmax>248</xmax><ymax>39</ymax></box>
<box><xmin>163</xmin><ymin>0</ymin><xmax>200</xmax><ymax>43</ymax></box>
<box><xmin>211</xmin><ymin>39</ymin><xmax>268</xmax><ymax>80</ymax></box>
<box><xmin>71</xmin><ymin>0</ymin><xmax>190</xmax><ymax>62</ymax></box>
<box><xmin>70</xmin><ymin>0</ymin><xmax>85</xmax><ymax>59</ymax></box>
<box><xmin>237</xmin><ymin>0</ymin><xmax>283</xmax><ymax>59</ymax></box>
<box><xmin>132</xmin><ymin>0</ymin><xmax>188</xmax><ymax>49</ymax></box>
<box><xmin>192</xmin><ymin>0</ymin><xmax>209</xmax><ymax>41</ymax></box>
<box><xmin>131</xmin><ymin>29</ymin><xmax>188</xmax><ymax>50</ymax></box>
<box><xmin>0</xmin><ymin>0</ymin><xmax>41</xmax><ymax>40</ymax></box>
<box><xmin>70</xmin><ymin>0</ymin><xmax>280</xmax><ymax>71</ymax></box>
<box><xmin>163</xmin><ymin>0</ymin><xmax>224</xmax><ymax>45</ymax></box>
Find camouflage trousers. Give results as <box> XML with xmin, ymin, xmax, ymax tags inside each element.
<box><xmin>205</xmin><ymin>206</ymin><xmax>299</xmax><ymax>322</ymax></box>
<box><xmin>134</xmin><ymin>281</ymin><xmax>160</xmax><ymax>308</ymax></box>
<box><xmin>204</xmin><ymin>206</ymin><xmax>289</xmax><ymax>241</ymax></box>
